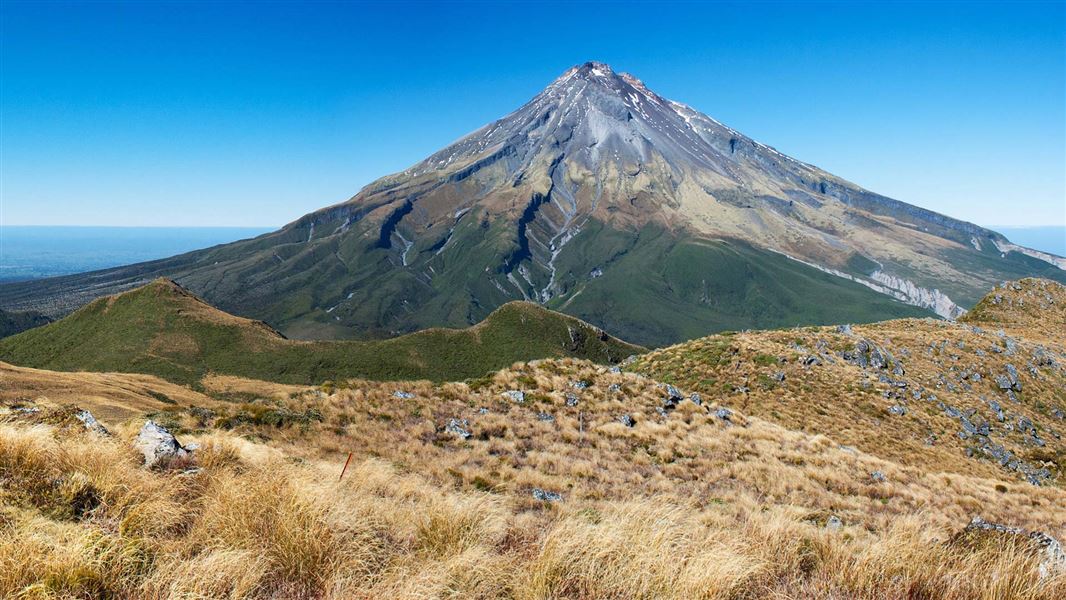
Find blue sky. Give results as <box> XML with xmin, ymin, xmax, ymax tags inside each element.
<box><xmin>2</xmin><ymin>1</ymin><xmax>1063</xmax><ymax>228</ymax></box>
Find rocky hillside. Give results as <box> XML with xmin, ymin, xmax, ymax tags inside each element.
<box><xmin>3</xmin><ymin>63</ymin><xmax>1062</xmax><ymax>345</ymax></box>
<box><xmin>632</xmin><ymin>278</ymin><xmax>1066</xmax><ymax>488</ymax></box>
<box><xmin>0</xmin><ymin>279</ymin><xmax>642</xmax><ymax>385</ymax></box>
<box><xmin>961</xmin><ymin>278</ymin><xmax>1065</xmax><ymax>343</ymax></box>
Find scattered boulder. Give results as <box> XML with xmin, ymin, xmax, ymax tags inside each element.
<box><xmin>826</xmin><ymin>515</ymin><xmax>843</xmax><ymax>531</ymax></box>
<box><xmin>501</xmin><ymin>390</ymin><xmax>525</xmax><ymax>403</ymax></box>
<box><xmin>1005</xmin><ymin>364</ymin><xmax>1022</xmax><ymax>391</ymax></box>
<box><xmin>565</xmin><ymin>392</ymin><xmax>580</xmax><ymax>407</ymax></box>
<box><xmin>960</xmin><ymin>517</ymin><xmax>1066</xmax><ymax>578</ymax></box>
<box><xmin>536</xmin><ymin>412</ymin><xmax>555</xmax><ymax>422</ymax></box>
<box><xmin>74</xmin><ymin>409</ymin><xmax>109</xmax><ymax>436</ymax></box>
<box><xmin>135</xmin><ymin>420</ymin><xmax>189</xmax><ymax>469</ymax></box>
<box><xmin>393</xmin><ymin>390</ymin><xmax>415</xmax><ymax>399</ymax></box>
<box><xmin>445</xmin><ymin>418</ymin><xmax>471</xmax><ymax>439</ymax></box>
<box><xmin>618</xmin><ymin>414</ymin><xmax>636</xmax><ymax>427</ymax></box>
<box><xmin>715</xmin><ymin>407</ymin><xmax>733</xmax><ymax>422</ymax></box>
<box><xmin>532</xmin><ymin>488</ymin><xmax>563</xmax><ymax>502</ymax></box>
<box><xmin>888</xmin><ymin>405</ymin><xmax>907</xmax><ymax>416</ymax></box>
<box><xmin>870</xmin><ymin>471</ymin><xmax>887</xmax><ymax>483</ymax></box>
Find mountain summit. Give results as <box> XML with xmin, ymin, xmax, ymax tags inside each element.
<box><xmin>2</xmin><ymin>62</ymin><xmax>1063</xmax><ymax>345</ymax></box>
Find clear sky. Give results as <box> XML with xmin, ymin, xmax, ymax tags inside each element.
<box><xmin>2</xmin><ymin>0</ymin><xmax>1064</xmax><ymax>228</ymax></box>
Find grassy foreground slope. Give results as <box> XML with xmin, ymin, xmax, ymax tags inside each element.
<box><xmin>0</xmin><ymin>279</ymin><xmax>643</xmax><ymax>385</ymax></box>
<box><xmin>2</xmin><ymin>355</ymin><xmax>1064</xmax><ymax>598</ymax></box>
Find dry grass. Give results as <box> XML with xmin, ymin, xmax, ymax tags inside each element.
<box><xmin>0</xmin><ymin>415</ymin><xmax>1062</xmax><ymax>599</ymax></box>
<box><xmin>2</xmin><ymin>279</ymin><xmax>1063</xmax><ymax>598</ymax></box>
<box><xmin>0</xmin><ymin>361</ymin><xmax>214</xmax><ymax>423</ymax></box>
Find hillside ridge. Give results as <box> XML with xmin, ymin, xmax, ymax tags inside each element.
<box><xmin>0</xmin><ymin>279</ymin><xmax>643</xmax><ymax>385</ymax></box>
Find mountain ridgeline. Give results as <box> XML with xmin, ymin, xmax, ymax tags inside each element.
<box><xmin>1</xmin><ymin>62</ymin><xmax>1063</xmax><ymax>346</ymax></box>
<box><xmin>0</xmin><ymin>279</ymin><xmax>643</xmax><ymax>385</ymax></box>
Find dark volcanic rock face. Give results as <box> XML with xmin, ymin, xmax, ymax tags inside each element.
<box><xmin>2</xmin><ymin>62</ymin><xmax>1063</xmax><ymax>344</ymax></box>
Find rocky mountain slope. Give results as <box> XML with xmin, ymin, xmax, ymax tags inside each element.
<box><xmin>2</xmin><ymin>62</ymin><xmax>1062</xmax><ymax>345</ymax></box>
<box><xmin>0</xmin><ymin>279</ymin><xmax>641</xmax><ymax>385</ymax></box>
<box><xmin>632</xmin><ymin>278</ymin><xmax>1066</xmax><ymax>487</ymax></box>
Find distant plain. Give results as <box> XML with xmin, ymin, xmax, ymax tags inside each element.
<box><xmin>0</xmin><ymin>226</ymin><xmax>274</xmax><ymax>282</ymax></box>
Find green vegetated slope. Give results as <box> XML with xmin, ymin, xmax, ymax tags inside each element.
<box><xmin>547</xmin><ymin>225</ymin><xmax>933</xmax><ymax>347</ymax></box>
<box><xmin>0</xmin><ymin>308</ymin><xmax>51</xmax><ymax>338</ymax></box>
<box><xmin>0</xmin><ymin>279</ymin><xmax>643</xmax><ymax>386</ymax></box>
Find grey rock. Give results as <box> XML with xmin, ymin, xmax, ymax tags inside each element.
<box><xmin>689</xmin><ymin>392</ymin><xmax>702</xmax><ymax>405</ymax></box>
<box><xmin>445</xmin><ymin>418</ymin><xmax>471</xmax><ymax>439</ymax></box>
<box><xmin>826</xmin><ymin>515</ymin><xmax>843</xmax><ymax>531</ymax></box>
<box><xmin>565</xmin><ymin>393</ymin><xmax>579</xmax><ymax>407</ymax></box>
<box><xmin>871</xmin><ymin>471</ymin><xmax>887</xmax><ymax>483</ymax></box>
<box><xmin>135</xmin><ymin>420</ymin><xmax>189</xmax><ymax>468</ymax></box>
<box><xmin>888</xmin><ymin>405</ymin><xmax>907</xmax><ymax>416</ymax></box>
<box><xmin>536</xmin><ymin>412</ymin><xmax>555</xmax><ymax>422</ymax></box>
<box><xmin>715</xmin><ymin>407</ymin><xmax>733</xmax><ymax>421</ymax></box>
<box><xmin>618</xmin><ymin>414</ymin><xmax>636</xmax><ymax>427</ymax></box>
<box><xmin>836</xmin><ymin>324</ymin><xmax>853</xmax><ymax>335</ymax></box>
<box><xmin>532</xmin><ymin>488</ymin><xmax>563</xmax><ymax>502</ymax></box>
<box><xmin>964</xmin><ymin>517</ymin><xmax>1066</xmax><ymax>577</ymax></box>
<box><xmin>501</xmin><ymin>390</ymin><xmax>525</xmax><ymax>403</ymax></box>
<box><xmin>1005</xmin><ymin>364</ymin><xmax>1021</xmax><ymax>390</ymax></box>
<box><xmin>393</xmin><ymin>390</ymin><xmax>415</xmax><ymax>399</ymax></box>
<box><xmin>771</xmin><ymin>371</ymin><xmax>786</xmax><ymax>382</ymax></box>
<box><xmin>75</xmin><ymin>409</ymin><xmax>109</xmax><ymax>436</ymax></box>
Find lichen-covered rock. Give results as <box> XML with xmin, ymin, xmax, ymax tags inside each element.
<box><xmin>75</xmin><ymin>409</ymin><xmax>109</xmax><ymax>436</ymax></box>
<box><xmin>445</xmin><ymin>418</ymin><xmax>471</xmax><ymax>439</ymax></box>
<box><xmin>961</xmin><ymin>517</ymin><xmax>1066</xmax><ymax>578</ymax></box>
<box><xmin>135</xmin><ymin>420</ymin><xmax>188</xmax><ymax>468</ymax></box>
<box><xmin>532</xmin><ymin>488</ymin><xmax>563</xmax><ymax>502</ymax></box>
<box><xmin>501</xmin><ymin>390</ymin><xmax>525</xmax><ymax>403</ymax></box>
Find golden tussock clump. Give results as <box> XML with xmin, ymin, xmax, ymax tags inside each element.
<box><xmin>0</xmin><ymin>415</ymin><xmax>1063</xmax><ymax>599</ymax></box>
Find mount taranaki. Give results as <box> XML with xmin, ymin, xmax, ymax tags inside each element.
<box><xmin>4</xmin><ymin>62</ymin><xmax>1064</xmax><ymax>346</ymax></box>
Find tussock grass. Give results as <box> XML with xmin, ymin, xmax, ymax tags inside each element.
<box><xmin>2</xmin><ymin>393</ymin><xmax>1064</xmax><ymax>598</ymax></box>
